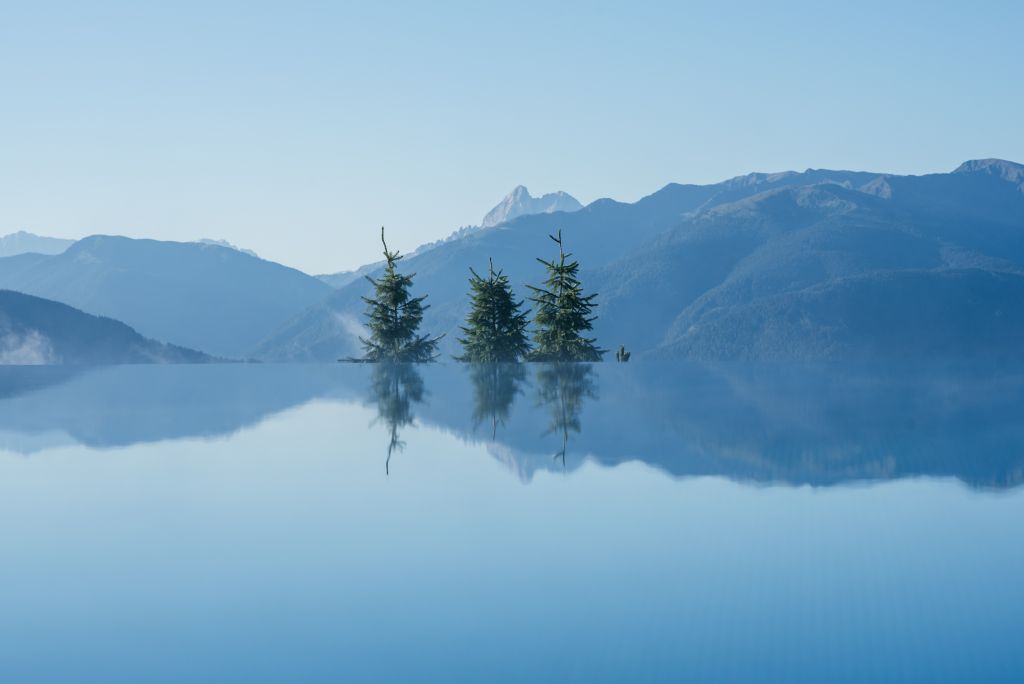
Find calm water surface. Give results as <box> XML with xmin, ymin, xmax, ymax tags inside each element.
<box><xmin>0</xmin><ymin>362</ymin><xmax>1022</xmax><ymax>682</ymax></box>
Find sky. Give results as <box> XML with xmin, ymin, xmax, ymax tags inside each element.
<box><xmin>1</xmin><ymin>0</ymin><xmax>1022</xmax><ymax>274</ymax></box>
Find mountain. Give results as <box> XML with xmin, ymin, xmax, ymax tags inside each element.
<box><xmin>256</xmin><ymin>159</ymin><xmax>1024</xmax><ymax>362</ymax></box>
<box><xmin>0</xmin><ymin>236</ymin><xmax>332</xmax><ymax>358</ymax></box>
<box><xmin>196</xmin><ymin>238</ymin><xmax>259</xmax><ymax>258</ymax></box>
<box><xmin>0</xmin><ymin>231</ymin><xmax>75</xmax><ymax>257</ymax></box>
<box><xmin>953</xmin><ymin>158</ymin><xmax>1024</xmax><ymax>187</ymax></box>
<box><xmin>480</xmin><ymin>186</ymin><xmax>583</xmax><ymax>228</ymax></box>
<box><xmin>316</xmin><ymin>187</ymin><xmax>583</xmax><ymax>289</ymax></box>
<box><xmin>594</xmin><ymin>167</ymin><xmax>1024</xmax><ymax>359</ymax></box>
<box><xmin>316</xmin><ymin>261</ymin><xmax>382</xmax><ymax>289</ymax></box>
<box><xmin>657</xmin><ymin>269</ymin><xmax>1024</xmax><ymax>360</ymax></box>
<box><xmin>0</xmin><ymin>290</ymin><xmax>214</xmax><ymax>364</ymax></box>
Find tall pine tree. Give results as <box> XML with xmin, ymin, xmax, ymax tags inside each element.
<box><xmin>456</xmin><ymin>258</ymin><xmax>531</xmax><ymax>362</ymax></box>
<box><xmin>527</xmin><ymin>231</ymin><xmax>604</xmax><ymax>361</ymax></box>
<box><xmin>360</xmin><ymin>227</ymin><xmax>441</xmax><ymax>362</ymax></box>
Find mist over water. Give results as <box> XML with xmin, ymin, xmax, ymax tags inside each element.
<box><xmin>1</xmin><ymin>362</ymin><xmax>1023</xmax><ymax>682</ymax></box>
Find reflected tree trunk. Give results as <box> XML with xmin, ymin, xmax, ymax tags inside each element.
<box><xmin>535</xmin><ymin>362</ymin><xmax>598</xmax><ymax>470</ymax></box>
<box><xmin>367</xmin><ymin>362</ymin><xmax>425</xmax><ymax>475</ymax></box>
<box><xmin>468</xmin><ymin>363</ymin><xmax>527</xmax><ymax>440</ymax></box>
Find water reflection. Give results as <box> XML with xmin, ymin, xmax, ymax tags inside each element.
<box><xmin>1</xmin><ymin>362</ymin><xmax>1023</xmax><ymax>489</ymax></box>
<box><xmin>367</xmin><ymin>363</ymin><xmax>425</xmax><ymax>474</ymax></box>
<box><xmin>535</xmin><ymin>363</ymin><xmax>597</xmax><ymax>467</ymax></box>
<box><xmin>467</xmin><ymin>363</ymin><xmax>527</xmax><ymax>439</ymax></box>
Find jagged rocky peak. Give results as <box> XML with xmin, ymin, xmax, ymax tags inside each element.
<box><xmin>721</xmin><ymin>170</ymin><xmax>798</xmax><ymax>189</ymax></box>
<box><xmin>481</xmin><ymin>185</ymin><xmax>583</xmax><ymax>228</ymax></box>
<box><xmin>859</xmin><ymin>175</ymin><xmax>893</xmax><ymax>198</ymax></box>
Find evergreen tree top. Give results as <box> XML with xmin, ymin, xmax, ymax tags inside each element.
<box><xmin>527</xmin><ymin>230</ymin><xmax>605</xmax><ymax>362</ymax></box>
<box><xmin>376</xmin><ymin>226</ymin><xmax>405</xmax><ymax>271</ymax></box>
<box><xmin>456</xmin><ymin>256</ymin><xmax>532</xmax><ymax>363</ymax></box>
<box><xmin>360</xmin><ymin>227</ymin><xmax>442</xmax><ymax>362</ymax></box>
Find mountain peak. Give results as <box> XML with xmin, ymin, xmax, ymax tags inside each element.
<box><xmin>481</xmin><ymin>186</ymin><xmax>583</xmax><ymax>228</ymax></box>
<box><xmin>197</xmin><ymin>238</ymin><xmax>260</xmax><ymax>259</ymax></box>
<box><xmin>953</xmin><ymin>158</ymin><xmax>1024</xmax><ymax>185</ymax></box>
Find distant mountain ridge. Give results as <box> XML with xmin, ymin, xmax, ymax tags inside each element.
<box><xmin>4</xmin><ymin>160</ymin><xmax>1020</xmax><ymax>363</ymax></box>
<box><xmin>0</xmin><ymin>236</ymin><xmax>332</xmax><ymax>358</ymax></box>
<box><xmin>256</xmin><ymin>158</ymin><xmax>1024</xmax><ymax>362</ymax></box>
<box><xmin>196</xmin><ymin>238</ymin><xmax>259</xmax><ymax>258</ymax></box>
<box><xmin>316</xmin><ymin>186</ymin><xmax>583</xmax><ymax>288</ymax></box>
<box><xmin>0</xmin><ymin>290</ymin><xmax>214</xmax><ymax>365</ymax></box>
<box><xmin>316</xmin><ymin>262</ymin><xmax>382</xmax><ymax>289</ymax></box>
<box><xmin>0</xmin><ymin>231</ymin><xmax>75</xmax><ymax>257</ymax></box>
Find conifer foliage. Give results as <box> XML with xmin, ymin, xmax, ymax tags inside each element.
<box><xmin>457</xmin><ymin>258</ymin><xmax>531</xmax><ymax>362</ymax></box>
<box><xmin>527</xmin><ymin>231</ymin><xmax>604</xmax><ymax>361</ymax></box>
<box><xmin>360</xmin><ymin>227</ymin><xmax>441</xmax><ymax>362</ymax></box>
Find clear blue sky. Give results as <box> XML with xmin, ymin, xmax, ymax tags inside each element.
<box><xmin>2</xmin><ymin>0</ymin><xmax>1021</xmax><ymax>273</ymax></box>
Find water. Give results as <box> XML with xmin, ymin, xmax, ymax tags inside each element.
<box><xmin>1</xmin><ymin>362</ymin><xmax>1022</xmax><ymax>682</ymax></box>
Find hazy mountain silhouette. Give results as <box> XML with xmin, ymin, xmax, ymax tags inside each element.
<box><xmin>0</xmin><ymin>290</ymin><xmax>214</xmax><ymax>364</ymax></box>
<box><xmin>316</xmin><ymin>260</ymin><xmax>383</xmax><ymax>289</ymax></box>
<box><xmin>0</xmin><ymin>236</ymin><xmax>332</xmax><ymax>358</ymax></box>
<box><xmin>0</xmin><ymin>231</ymin><xmax>75</xmax><ymax>257</ymax></box>
<box><xmin>257</xmin><ymin>159</ymin><xmax>1024</xmax><ymax>361</ymax></box>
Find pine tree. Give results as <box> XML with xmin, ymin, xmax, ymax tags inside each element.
<box><xmin>456</xmin><ymin>258</ymin><xmax>531</xmax><ymax>362</ymax></box>
<box><xmin>527</xmin><ymin>231</ymin><xmax>604</xmax><ymax>361</ymax></box>
<box><xmin>360</xmin><ymin>227</ymin><xmax>441</xmax><ymax>362</ymax></box>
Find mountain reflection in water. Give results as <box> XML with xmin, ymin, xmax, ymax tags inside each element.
<box><xmin>0</xmin><ymin>361</ymin><xmax>1022</xmax><ymax>489</ymax></box>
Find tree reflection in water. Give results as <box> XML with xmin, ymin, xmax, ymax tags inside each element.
<box><xmin>368</xmin><ymin>362</ymin><xmax>425</xmax><ymax>475</ymax></box>
<box><xmin>467</xmin><ymin>363</ymin><xmax>528</xmax><ymax>440</ymax></box>
<box><xmin>535</xmin><ymin>362</ymin><xmax>598</xmax><ymax>468</ymax></box>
